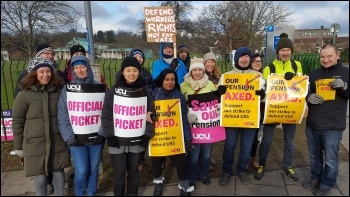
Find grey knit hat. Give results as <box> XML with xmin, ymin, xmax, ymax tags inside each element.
<box><xmin>203</xmin><ymin>53</ymin><xmax>216</xmax><ymax>64</ymax></box>
<box><xmin>27</xmin><ymin>57</ymin><xmax>54</xmax><ymax>73</ymax></box>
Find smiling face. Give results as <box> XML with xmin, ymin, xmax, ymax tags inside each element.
<box><xmin>278</xmin><ymin>48</ymin><xmax>292</xmax><ymax>61</ymax></box>
<box><xmin>162</xmin><ymin>73</ymin><xmax>176</xmax><ymax>91</ymax></box>
<box><xmin>123</xmin><ymin>66</ymin><xmax>140</xmax><ymax>83</ymax></box>
<box><xmin>238</xmin><ymin>55</ymin><xmax>251</xmax><ymax>68</ymax></box>
<box><xmin>252</xmin><ymin>57</ymin><xmax>262</xmax><ymax>71</ymax></box>
<box><xmin>320</xmin><ymin>46</ymin><xmax>340</xmax><ymax>68</ymax></box>
<box><xmin>191</xmin><ymin>68</ymin><xmax>205</xmax><ymax>80</ymax></box>
<box><xmin>163</xmin><ymin>46</ymin><xmax>173</xmax><ymax>56</ymax></box>
<box><xmin>73</xmin><ymin>64</ymin><xmax>88</xmax><ymax>79</ymax></box>
<box><xmin>39</xmin><ymin>50</ymin><xmax>55</xmax><ymax>62</ymax></box>
<box><xmin>36</xmin><ymin>67</ymin><xmax>52</xmax><ymax>85</ymax></box>
<box><xmin>204</xmin><ymin>59</ymin><xmax>216</xmax><ymax>73</ymax></box>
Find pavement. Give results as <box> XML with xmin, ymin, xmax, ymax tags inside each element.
<box><xmin>1</xmin><ymin>115</ymin><xmax>349</xmax><ymax>196</ymax></box>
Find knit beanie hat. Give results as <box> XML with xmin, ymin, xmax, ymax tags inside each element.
<box><xmin>35</xmin><ymin>44</ymin><xmax>55</xmax><ymax>57</ymax></box>
<box><xmin>234</xmin><ymin>47</ymin><xmax>252</xmax><ymax>66</ymax></box>
<box><xmin>276</xmin><ymin>33</ymin><xmax>293</xmax><ymax>54</ymax></box>
<box><xmin>27</xmin><ymin>57</ymin><xmax>54</xmax><ymax>73</ymax></box>
<box><xmin>177</xmin><ymin>44</ymin><xmax>188</xmax><ymax>53</ymax></box>
<box><xmin>129</xmin><ymin>48</ymin><xmax>145</xmax><ymax>65</ymax></box>
<box><xmin>121</xmin><ymin>57</ymin><xmax>141</xmax><ymax>71</ymax></box>
<box><xmin>189</xmin><ymin>58</ymin><xmax>205</xmax><ymax>72</ymax></box>
<box><xmin>70</xmin><ymin>44</ymin><xmax>86</xmax><ymax>58</ymax></box>
<box><xmin>71</xmin><ymin>55</ymin><xmax>89</xmax><ymax>67</ymax></box>
<box><xmin>203</xmin><ymin>53</ymin><xmax>216</xmax><ymax>64</ymax></box>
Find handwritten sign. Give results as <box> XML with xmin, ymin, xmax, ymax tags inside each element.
<box><xmin>144</xmin><ymin>6</ymin><xmax>176</xmax><ymax>43</ymax></box>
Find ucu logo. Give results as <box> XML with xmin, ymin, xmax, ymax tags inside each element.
<box><xmin>171</xmin><ymin>148</ymin><xmax>180</xmax><ymax>152</ymax></box>
<box><xmin>2</xmin><ymin>111</ymin><xmax>11</xmax><ymax>116</ymax></box>
<box><xmin>67</xmin><ymin>84</ymin><xmax>81</xmax><ymax>91</ymax></box>
<box><xmin>193</xmin><ymin>133</ymin><xmax>211</xmax><ymax>140</ymax></box>
<box><xmin>115</xmin><ymin>88</ymin><xmax>126</xmax><ymax>95</ymax></box>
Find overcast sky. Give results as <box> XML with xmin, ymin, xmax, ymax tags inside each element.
<box><xmin>71</xmin><ymin>1</ymin><xmax>349</xmax><ymax>37</ymax></box>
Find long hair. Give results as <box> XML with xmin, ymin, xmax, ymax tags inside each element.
<box><xmin>154</xmin><ymin>68</ymin><xmax>180</xmax><ymax>91</ymax></box>
<box><xmin>19</xmin><ymin>71</ymin><xmax>64</xmax><ymax>90</ymax></box>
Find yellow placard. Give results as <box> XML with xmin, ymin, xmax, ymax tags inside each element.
<box><xmin>263</xmin><ymin>75</ymin><xmax>308</xmax><ymax>124</ymax></box>
<box><xmin>220</xmin><ymin>73</ymin><xmax>261</xmax><ymax>128</ymax></box>
<box><xmin>149</xmin><ymin>99</ymin><xmax>184</xmax><ymax>156</ymax></box>
<box><xmin>316</xmin><ymin>79</ymin><xmax>335</xmax><ymax>101</ymax></box>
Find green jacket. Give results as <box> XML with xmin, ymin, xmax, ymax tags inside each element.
<box><xmin>12</xmin><ymin>85</ymin><xmax>70</xmax><ymax>177</ymax></box>
<box><xmin>180</xmin><ymin>80</ymin><xmax>217</xmax><ymax>100</ymax></box>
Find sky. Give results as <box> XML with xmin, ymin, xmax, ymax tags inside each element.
<box><xmin>70</xmin><ymin>1</ymin><xmax>349</xmax><ymax>37</ymax></box>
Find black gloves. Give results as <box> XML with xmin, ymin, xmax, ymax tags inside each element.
<box><xmin>255</xmin><ymin>89</ymin><xmax>266</xmax><ymax>100</ymax></box>
<box><xmin>68</xmin><ymin>139</ymin><xmax>84</xmax><ymax>146</ymax></box>
<box><xmin>93</xmin><ymin>134</ymin><xmax>105</xmax><ymax>145</ymax></box>
<box><xmin>306</xmin><ymin>93</ymin><xmax>324</xmax><ymax>104</ymax></box>
<box><xmin>107</xmin><ymin>137</ymin><xmax>120</xmax><ymax>148</ymax></box>
<box><xmin>330</xmin><ymin>78</ymin><xmax>347</xmax><ymax>90</ymax></box>
<box><xmin>284</xmin><ymin>72</ymin><xmax>295</xmax><ymax>80</ymax></box>
<box><xmin>185</xmin><ymin>140</ymin><xmax>194</xmax><ymax>152</ymax></box>
<box><xmin>140</xmin><ymin>135</ymin><xmax>150</xmax><ymax>148</ymax></box>
<box><xmin>170</xmin><ymin>58</ymin><xmax>179</xmax><ymax>70</ymax></box>
<box><xmin>217</xmin><ymin>85</ymin><xmax>227</xmax><ymax>95</ymax></box>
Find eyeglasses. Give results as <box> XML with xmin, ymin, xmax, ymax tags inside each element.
<box><xmin>253</xmin><ymin>60</ymin><xmax>262</xmax><ymax>63</ymax></box>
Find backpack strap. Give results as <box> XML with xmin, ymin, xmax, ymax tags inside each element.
<box><xmin>268</xmin><ymin>60</ymin><xmax>297</xmax><ymax>74</ymax></box>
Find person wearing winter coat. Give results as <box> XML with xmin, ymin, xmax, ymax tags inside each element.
<box><xmin>177</xmin><ymin>44</ymin><xmax>191</xmax><ymax>72</ymax></box>
<box><xmin>101</xmin><ymin>57</ymin><xmax>155</xmax><ymax>196</ymax></box>
<box><xmin>218</xmin><ymin>47</ymin><xmax>266</xmax><ymax>186</ymax></box>
<box><xmin>152</xmin><ymin>42</ymin><xmax>187</xmax><ymax>84</ymax></box>
<box><xmin>151</xmin><ymin>68</ymin><xmax>193</xmax><ymax>196</ymax></box>
<box><xmin>12</xmin><ymin>57</ymin><xmax>70</xmax><ymax>196</ymax></box>
<box><xmin>180</xmin><ymin>58</ymin><xmax>218</xmax><ymax>190</ymax></box>
<box><xmin>302</xmin><ymin>43</ymin><xmax>349</xmax><ymax>196</ymax></box>
<box><xmin>57</xmin><ymin>55</ymin><xmax>106</xmax><ymax>196</ymax></box>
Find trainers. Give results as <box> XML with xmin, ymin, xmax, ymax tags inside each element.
<box><xmin>179</xmin><ymin>188</ymin><xmax>191</xmax><ymax>196</ymax></box>
<box><xmin>302</xmin><ymin>178</ymin><xmax>320</xmax><ymax>189</ymax></box>
<box><xmin>313</xmin><ymin>186</ymin><xmax>332</xmax><ymax>196</ymax></box>
<box><xmin>47</xmin><ymin>184</ymin><xmax>54</xmax><ymax>195</ymax></box>
<box><xmin>200</xmin><ymin>177</ymin><xmax>211</xmax><ymax>185</ymax></box>
<box><xmin>254</xmin><ymin>166</ymin><xmax>265</xmax><ymax>180</ymax></box>
<box><xmin>283</xmin><ymin>167</ymin><xmax>299</xmax><ymax>181</ymax></box>
<box><xmin>138</xmin><ymin>161</ymin><xmax>152</xmax><ymax>174</ymax></box>
<box><xmin>219</xmin><ymin>173</ymin><xmax>231</xmax><ymax>186</ymax></box>
<box><xmin>237</xmin><ymin>172</ymin><xmax>250</xmax><ymax>185</ymax></box>
<box><xmin>249</xmin><ymin>157</ymin><xmax>259</xmax><ymax>169</ymax></box>
<box><xmin>153</xmin><ymin>183</ymin><xmax>164</xmax><ymax>196</ymax></box>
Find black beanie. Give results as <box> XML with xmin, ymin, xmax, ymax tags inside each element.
<box><xmin>36</xmin><ymin>44</ymin><xmax>55</xmax><ymax>57</ymax></box>
<box><xmin>70</xmin><ymin>45</ymin><xmax>86</xmax><ymax>58</ymax></box>
<box><xmin>276</xmin><ymin>33</ymin><xmax>294</xmax><ymax>54</ymax></box>
<box><xmin>121</xmin><ymin>57</ymin><xmax>141</xmax><ymax>71</ymax></box>
<box><xmin>177</xmin><ymin>44</ymin><xmax>188</xmax><ymax>53</ymax></box>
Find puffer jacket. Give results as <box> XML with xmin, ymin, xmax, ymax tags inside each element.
<box><xmin>151</xmin><ymin>42</ymin><xmax>187</xmax><ymax>84</ymax></box>
<box><xmin>12</xmin><ymin>85</ymin><xmax>70</xmax><ymax>177</ymax></box>
<box><xmin>152</xmin><ymin>87</ymin><xmax>192</xmax><ymax>141</ymax></box>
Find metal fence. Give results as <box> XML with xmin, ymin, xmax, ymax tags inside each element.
<box><xmin>1</xmin><ymin>54</ymin><xmax>320</xmax><ymax>110</ymax></box>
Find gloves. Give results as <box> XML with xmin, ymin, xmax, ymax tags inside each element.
<box><xmin>68</xmin><ymin>139</ymin><xmax>84</xmax><ymax>146</ymax></box>
<box><xmin>306</xmin><ymin>93</ymin><xmax>324</xmax><ymax>104</ymax></box>
<box><xmin>284</xmin><ymin>72</ymin><xmax>295</xmax><ymax>80</ymax></box>
<box><xmin>217</xmin><ymin>85</ymin><xmax>227</xmax><ymax>95</ymax></box>
<box><xmin>107</xmin><ymin>137</ymin><xmax>120</xmax><ymax>148</ymax></box>
<box><xmin>187</xmin><ymin>113</ymin><xmax>197</xmax><ymax>124</ymax></box>
<box><xmin>14</xmin><ymin>150</ymin><xmax>24</xmax><ymax>158</ymax></box>
<box><xmin>185</xmin><ymin>141</ymin><xmax>194</xmax><ymax>152</ymax></box>
<box><xmin>140</xmin><ymin>135</ymin><xmax>150</xmax><ymax>148</ymax></box>
<box><xmin>330</xmin><ymin>78</ymin><xmax>347</xmax><ymax>90</ymax></box>
<box><xmin>93</xmin><ymin>134</ymin><xmax>105</xmax><ymax>145</ymax></box>
<box><xmin>255</xmin><ymin>89</ymin><xmax>266</xmax><ymax>100</ymax></box>
<box><xmin>170</xmin><ymin>58</ymin><xmax>179</xmax><ymax>70</ymax></box>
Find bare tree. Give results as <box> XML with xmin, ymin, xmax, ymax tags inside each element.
<box><xmin>1</xmin><ymin>1</ymin><xmax>80</xmax><ymax>59</ymax></box>
<box><xmin>194</xmin><ymin>1</ymin><xmax>293</xmax><ymax>57</ymax></box>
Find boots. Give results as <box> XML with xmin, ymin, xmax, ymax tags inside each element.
<box><xmin>249</xmin><ymin>157</ymin><xmax>259</xmax><ymax>169</ymax></box>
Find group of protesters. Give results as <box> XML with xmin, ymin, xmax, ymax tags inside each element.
<box><xmin>11</xmin><ymin>32</ymin><xmax>348</xmax><ymax>196</ymax></box>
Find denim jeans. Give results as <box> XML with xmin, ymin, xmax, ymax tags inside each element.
<box><xmin>222</xmin><ymin>128</ymin><xmax>255</xmax><ymax>175</ymax></box>
<box><xmin>306</xmin><ymin>126</ymin><xmax>343</xmax><ymax>189</ymax></box>
<box><xmin>33</xmin><ymin>169</ymin><xmax>65</xmax><ymax>196</ymax></box>
<box><xmin>187</xmin><ymin>143</ymin><xmax>213</xmax><ymax>184</ymax></box>
<box><xmin>258</xmin><ymin>124</ymin><xmax>296</xmax><ymax>168</ymax></box>
<box><xmin>69</xmin><ymin>144</ymin><xmax>103</xmax><ymax>196</ymax></box>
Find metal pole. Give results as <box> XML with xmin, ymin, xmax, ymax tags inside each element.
<box><xmin>84</xmin><ymin>1</ymin><xmax>95</xmax><ymax>64</ymax></box>
<box><xmin>332</xmin><ymin>24</ymin><xmax>336</xmax><ymax>44</ymax></box>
